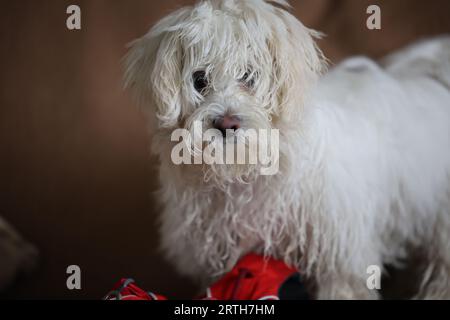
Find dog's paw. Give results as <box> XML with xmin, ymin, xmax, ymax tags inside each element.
<box><xmin>0</xmin><ymin>217</ymin><xmax>39</xmax><ymax>292</ymax></box>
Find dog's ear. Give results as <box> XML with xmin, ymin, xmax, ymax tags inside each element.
<box><xmin>266</xmin><ymin>5</ymin><xmax>326</xmax><ymax>121</ymax></box>
<box><xmin>124</xmin><ymin>8</ymin><xmax>189</xmax><ymax>130</ymax></box>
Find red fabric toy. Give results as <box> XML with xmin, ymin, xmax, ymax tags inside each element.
<box><xmin>105</xmin><ymin>253</ymin><xmax>309</xmax><ymax>300</ymax></box>
<box><xmin>104</xmin><ymin>278</ymin><xmax>167</xmax><ymax>300</ymax></box>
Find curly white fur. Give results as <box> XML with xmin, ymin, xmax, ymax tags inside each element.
<box><xmin>124</xmin><ymin>0</ymin><xmax>450</xmax><ymax>299</ymax></box>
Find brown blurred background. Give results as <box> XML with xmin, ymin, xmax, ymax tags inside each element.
<box><xmin>0</xmin><ymin>0</ymin><xmax>449</xmax><ymax>299</ymax></box>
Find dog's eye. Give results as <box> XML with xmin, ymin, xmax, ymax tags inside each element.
<box><xmin>240</xmin><ymin>71</ymin><xmax>255</xmax><ymax>88</ymax></box>
<box><xmin>193</xmin><ymin>71</ymin><xmax>208</xmax><ymax>94</ymax></box>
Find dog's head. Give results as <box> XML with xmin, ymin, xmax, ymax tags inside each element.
<box><xmin>125</xmin><ymin>0</ymin><xmax>325</xmax><ymax>186</ymax></box>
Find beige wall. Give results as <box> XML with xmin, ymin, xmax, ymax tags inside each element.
<box><xmin>1</xmin><ymin>0</ymin><xmax>449</xmax><ymax>299</ymax></box>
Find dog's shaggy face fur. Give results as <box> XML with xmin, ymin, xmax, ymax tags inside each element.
<box><xmin>125</xmin><ymin>0</ymin><xmax>450</xmax><ymax>299</ymax></box>
<box><xmin>125</xmin><ymin>0</ymin><xmax>324</xmax><ymax>184</ymax></box>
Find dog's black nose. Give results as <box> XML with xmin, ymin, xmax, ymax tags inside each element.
<box><xmin>213</xmin><ymin>115</ymin><xmax>241</xmax><ymax>136</ymax></box>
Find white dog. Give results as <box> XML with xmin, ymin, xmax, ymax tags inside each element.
<box><xmin>124</xmin><ymin>0</ymin><xmax>450</xmax><ymax>299</ymax></box>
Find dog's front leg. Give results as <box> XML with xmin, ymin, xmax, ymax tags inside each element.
<box><xmin>316</xmin><ymin>273</ymin><xmax>380</xmax><ymax>299</ymax></box>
